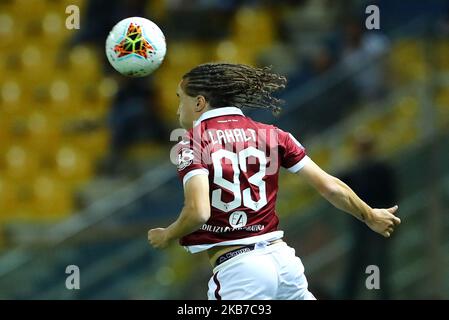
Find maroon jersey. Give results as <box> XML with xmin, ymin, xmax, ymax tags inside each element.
<box><xmin>176</xmin><ymin>107</ymin><xmax>309</xmax><ymax>253</ymax></box>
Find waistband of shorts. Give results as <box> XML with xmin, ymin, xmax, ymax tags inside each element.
<box><xmin>214</xmin><ymin>239</ymin><xmax>283</xmax><ymax>267</ymax></box>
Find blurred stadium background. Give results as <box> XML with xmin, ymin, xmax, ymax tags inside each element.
<box><xmin>0</xmin><ymin>0</ymin><xmax>448</xmax><ymax>299</ymax></box>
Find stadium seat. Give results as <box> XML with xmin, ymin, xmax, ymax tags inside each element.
<box><xmin>48</xmin><ymin>78</ymin><xmax>84</xmax><ymax>116</ymax></box>
<box><xmin>435</xmin><ymin>87</ymin><xmax>449</xmax><ymax>129</ymax></box>
<box><xmin>68</xmin><ymin>45</ymin><xmax>102</xmax><ymax>82</ymax></box>
<box><xmin>231</xmin><ymin>7</ymin><xmax>274</xmax><ymax>49</ymax></box>
<box><xmin>40</xmin><ymin>11</ymin><xmax>70</xmax><ymax>49</ymax></box>
<box><xmin>435</xmin><ymin>40</ymin><xmax>449</xmax><ymax>71</ymax></box>
<box><xmin>19</xmin><ymin>44</ymin><xmax>57</xmax><ymax>86</ymax></box>
<box><xmin>0</xmin><ymin>178</ymin><xmax>17</xmax><ymax>223</ymax></box>
<box><xmin>60</xmin><ymin>0</ymin><xmax>86</xmax><ymax>10</ymax></box>
<box><xmin>98</xmin><ymin>76</ymin><xmax>119</xmax><ymax>95</ymax></box>
<box><xmin>32</xmin><ymin>174</ymin><xmax>73</xmax><ymax>219</ymax></box>
<box><xmin>0</xmin><ymin>116</ymin><xmax>10</xmax><ymax>157</ymax></box>
<box><xmin>4</xmin><ymin>145</ymin><xmax>39</xmax><ymax>182</ymax></box>
<box><xmin>389</xmin><ymin>40</ymin><xmax>427</xmax><ymax>84</ymax></box>
<box><xmin>435</xmin><ymin>87</ymin><xmax>449</xmax><ymax>110</ymax></box>
<box><xmin>70</xmin><ymin>128</ymin><xmax>109</xmax><ymax>159</ymax></box>
<box><xmin>0</xmin><ymin>80</ymin><xmax>27</xmax><ymax>115</ymax></box>
<box><xmin>25</xmin><ymin>112</ymin><xmax>62</xmax><ymax>157</ymax></box>
<box><xmin>97</xmin><ymin>77</ymin><xmax>119</xmax><ymax>111</ymax></box>
<box><xmin>166</xmin><ymin>42</ymin><xmax>205</xmax><ymax>71</ymax></box>
<box><xmin>55</xmin><ymin>146</ymin><xmax>93</xmax><ymax>186</ymax></box>
<box><xmin>11</xmin><ymin>0</ymin><xmax>47</xmax><ymax>18</ymax></box>
<box><xmin>365</xmin><ymin>114</ymin><xmax>390</xmax><ymax>136</ymax></box>
<box><xmin>394</xmin><ymin>96</ymin><xmax>419</xmax><ymax>121</ymax></box>
<box><xmin>0</xmin><ymin>13</ymin><xmax>21</xmax><ymax>47</ymax></box>
<box><xmin>49</xmin><ymin>78</ymin><xmax>72</xmax><ymax>104</ymax></box>
<box><xmin>215</xmin><ymin>40</ymin><xmax>255</xmax><ymax>65</ymax></box>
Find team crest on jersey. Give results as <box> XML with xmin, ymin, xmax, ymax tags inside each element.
<box><xmin>177</xmin><ymin>148</ymin><xmax>195</xmax><ymax>171</ymax></box>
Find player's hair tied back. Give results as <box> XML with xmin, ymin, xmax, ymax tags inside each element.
<box><xmin>182</xmin><ymin>62</ymin><xmax>287</xmax><ymax>116</ymax></box>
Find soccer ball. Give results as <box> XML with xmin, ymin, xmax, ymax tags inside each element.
<box><xmin>105</xmin><ymin>17</ymin><xmax>166</xmax><ymax>77</ymax></box>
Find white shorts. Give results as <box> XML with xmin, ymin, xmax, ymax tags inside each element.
<box><xmin>207</xmin><ymin>241</ymin><xmax>316</xmax><ymax>300</ymax></box>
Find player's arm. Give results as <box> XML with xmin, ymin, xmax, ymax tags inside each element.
<box><xmin>148</xmin><ymin>174</ymin><xmax>210</xmax><ymax>249</ymax></box>
<box><xmin>297</xmin><ymin>158</ymin><xmax>401</xmax><ymax>237</ymax></box>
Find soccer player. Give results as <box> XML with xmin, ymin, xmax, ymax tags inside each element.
<box><xmin>148</xmin><ymin>63</ymin><xmax>401</xmax><ymax>300</ymax></box>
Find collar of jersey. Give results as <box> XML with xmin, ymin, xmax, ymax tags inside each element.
<box><xmin>193</xmin><ymin>106</ymin><xmax>244</xmax><ymax>127</ymax></box>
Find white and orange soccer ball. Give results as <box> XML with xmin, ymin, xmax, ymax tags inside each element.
<box><xmin>105</xmin><ymin>17</ymin><xmax>166</xmax><ymax>77</ymax></box>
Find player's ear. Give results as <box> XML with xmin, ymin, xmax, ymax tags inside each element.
<box><xmin>195</xmin><ymin>95</ymin><xmax>207</xmax><ymax>112</ymax></box>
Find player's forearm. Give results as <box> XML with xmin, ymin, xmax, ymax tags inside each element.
<box><xmin>165</xmin><ymin>206</ymin><xmax>209</xmax><ymax>241</ymax></box>
<box><xmin>323</xmin><ymin>177</ymin><xmax>373</xmax><ymax>222</ymax></box>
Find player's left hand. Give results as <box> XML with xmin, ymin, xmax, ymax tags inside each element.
<box><xmin>366</xmin><ymin>205</ymin><xmax>401</xmax><ymax>237</ymax></box>
<box><xmin>148</xmin><ymin>228</ymin><xmax>170</xmax><ymax>249</ymax></box>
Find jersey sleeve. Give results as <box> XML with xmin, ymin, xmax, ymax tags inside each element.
<box><xmin>176</xmin><ymin>131</ymin><xmax>209</xmax><ymax>187</ymax></box>
<box><xmin>277</xmin><ymin>128</ymin><xmax>310</xmax><ymax>173</ymax></box>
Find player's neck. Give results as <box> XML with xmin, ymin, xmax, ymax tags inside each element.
<box><xmin>192</xmin><ymin>106</ymin><xmax>212</xmax><ymax>125</ymax></box>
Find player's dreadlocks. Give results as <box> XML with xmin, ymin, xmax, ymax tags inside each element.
<box><xmin>182</xmin><ymin>63</ymin><xmax>287</xmax><ymax>115</ymax></box>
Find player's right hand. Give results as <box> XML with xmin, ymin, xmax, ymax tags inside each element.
<box><xmin>148</xmin><ymin>228</ymin><xmax>170</xmax><ymax>249</ymax></box>
<box><xmin>365</xmin><ymin>205</ymin><xmax>401</xmax><ymax>237</ymax></box>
